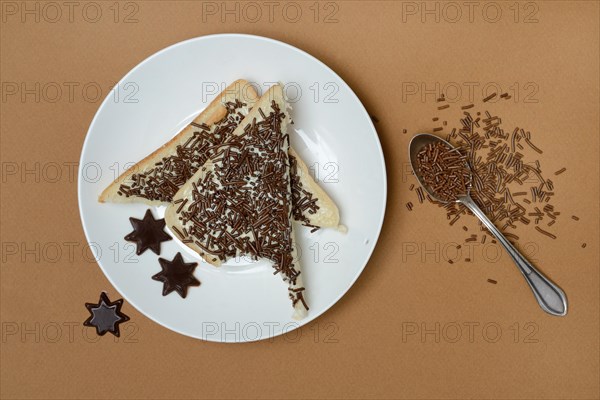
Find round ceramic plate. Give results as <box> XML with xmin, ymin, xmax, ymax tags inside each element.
<box><xmin>78</xmin><ymin>34</ymin><xmax>386</xmax><ymax>342</ymax></box>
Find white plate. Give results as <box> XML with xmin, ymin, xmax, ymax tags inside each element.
<box><xmin>78</xmin><ymin>34</ymin><xmax>386</xmax><ymax>342</ymax></box>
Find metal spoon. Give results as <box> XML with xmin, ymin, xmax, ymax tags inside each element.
<box><xmin>409</xmin><ymin>133</ymin><xmax>568</xmax><ymax>316</ymax></box>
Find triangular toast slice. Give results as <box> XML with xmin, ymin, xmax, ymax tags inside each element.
<box><xmin>99</xmin><ymin>80</ymin><xmax>256</xmax><ymax>205</ymax></box>
<box><xmin>165</xmin><ymin>84</ymin><xmax>308</xmax><ymax>319</ymax></box>
<box><xmin>99</xmin><ymin>80</ymin><xmax>341</xmax><ymax>230</ymax></box>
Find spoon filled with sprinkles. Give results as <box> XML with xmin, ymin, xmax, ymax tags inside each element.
<box><xmin>409</xmin><ymin>133</ymin><xmax>568</xmax><ymax>316</ymax></box>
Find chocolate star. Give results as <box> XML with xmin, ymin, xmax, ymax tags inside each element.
<box><xmin>152</xmin><ymin>252</ymin><xmax>200</xmax><ymax>298</ymax></box>
<box><xmin>125</xmin><ymin>209</ymin><xmax>172</xmax><ymax>255</ymax></box>
<box><xmin>83</xmin><ymin>292</ymin><xmax>130</xmax><ymax>337</ymax></box>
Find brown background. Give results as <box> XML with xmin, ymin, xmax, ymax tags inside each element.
<box><xmin>1</xmin><ymin>1</ymin><xmax>599</xmax><ymax>399</ymax></box>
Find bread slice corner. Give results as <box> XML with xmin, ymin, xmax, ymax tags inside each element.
<box><xmin>98</xmin><ymin>79</ymin><xmax>259</xmax><ymax>204</ymax></box>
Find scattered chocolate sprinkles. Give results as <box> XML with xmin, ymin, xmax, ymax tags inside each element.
<box><xmin>571</xmin><ymin>215</ymin><xmax>579</xmax><ymax>221</ymax></box>
<box><xmin>487</xmin><ymin>279</ymin><xmax>497</xmax><ymax>284</ymax></box>
<box><xmin>409</xmin><ymin>102</ymin><xmax>565</xmax><ymax>247</ymax></box>
<box><xmin>582</xmin><ymin>243</ymin><xmax>587</xmax><ymax>248</ymax></box>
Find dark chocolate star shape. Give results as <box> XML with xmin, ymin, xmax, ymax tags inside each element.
<box><xmin>83</xmin><ymin>292</ymin><xmax>130</xmax><ymax>337</ymax></box>
<box><xmin>152</xmin><ymin>252</ymin><xmax>200</xmax><ymax>298</ymax></box>
<box><xmin>125</xmin><ymin>209</ymin><xmax>172</xmax><ymax>255</ymax></box>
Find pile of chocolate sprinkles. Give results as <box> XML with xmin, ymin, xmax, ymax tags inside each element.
<box><xmin>415</xmin><ymin>141</ymin><xmax>471</xmax><ymax>202</ymax></box>
<box><xmin>409</xmin><ymin>96</ymin><xmax>572</xmax><ymax>247</ymax></box>
<box><xmin>172</xmin><ymin>101</ymin><xmax>308</xmax><ymax>311</ymax></box>
<box><xmin>117</xmin><ymin>100</ymin><xmax>319</xmax><ymax>229</ymax></box>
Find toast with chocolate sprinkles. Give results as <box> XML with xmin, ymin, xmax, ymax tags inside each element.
<box><xmin>165</xmin><ymin>84</ymin><xmax>308</xmax><ymax>319</ymax></box>
<box><xmin>99</xmin><ymin>79</ymin><xmax>342</xmax><ymax>231</ymax></box>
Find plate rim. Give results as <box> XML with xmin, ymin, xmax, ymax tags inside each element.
<box><xmin>78</xmin><ymin>33</ymin><xmax>388</xmax><ymax>342</ymax></box>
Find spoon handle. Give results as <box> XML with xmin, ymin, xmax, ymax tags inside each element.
<box><xmin>459</xmin><ymin>196</ymin><xmax>568</xmax><ymax>316</ymax></box>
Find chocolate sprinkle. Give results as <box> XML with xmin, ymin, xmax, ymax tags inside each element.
<box><xmin>554</xmin><ymin>167</ymin><xmax>567</xmax><ymax>175</ymax></box>
<box><xmin>483</xmin><ymin>93</ymin><xmax>497</xmax><ymax>103</ymax></box>
<box><xmin>535</xmin><ymin>226</ymin><xmax>557</xmax><ymax>240</ymax></box>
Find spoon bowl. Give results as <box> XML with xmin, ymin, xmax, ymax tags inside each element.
<box><xmin>409</xmin><ymin>133</ymin><xmax>472</xmax><ymax>203</ymax></box>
